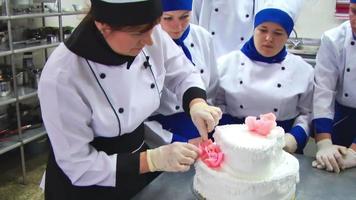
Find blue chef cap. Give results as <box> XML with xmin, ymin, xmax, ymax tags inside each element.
<box><xmin>161</xmin><ymin>0</ymin><xmax>192</xmax><ymax>11</ymax></box>
<box><xmin>254</xmin><ymin>8</ymin><xmax>294</xmax><ymax>36</ymax></box>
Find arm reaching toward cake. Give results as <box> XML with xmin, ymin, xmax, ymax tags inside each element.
<box><xmin>283</xmin><ymin>133</ymin><xmax>298</xmax><ymax>153</ymax></box>
<box><xmin>190</xmin><ymin>99</ymin><xmax>222</xmax><ymax>140</ymax></box>
<box><xmin>146</xmin><ymin>142</ymin><xmax>199</xmax><ymax>172</ymax></box>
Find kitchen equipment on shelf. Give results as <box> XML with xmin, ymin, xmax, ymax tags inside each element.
<box><xmin>22</xmin><ymin>52</ymin><xmax>42</xmax><ymax>88</ymax></box>
<box><xmin>0</xmin><ymin>65</ymin><xmax>11</xmax><ymax>97</ymax></box>
<box><xmin>6</xmin><ymin>102</ymin><xmax>42</xmax><ymax>129</ymax></box>
<box><xmin>0</xmin><ymin>102</ymin><xmax>43</xmax><ymax>140</ymax></box>
<box><xmin>0</xmin><ymin>22</ymin><xmax>8</xmax><ymax>50</ymax></box>
<box><xmin>0</xmin><ymin>78</ymin><xmax>11</xmax><ymax>97</ymax></box>
<box><xmin>0</xmin><ymin>105</ymin><xmax>9</xmax><ymax>130</ymax></box>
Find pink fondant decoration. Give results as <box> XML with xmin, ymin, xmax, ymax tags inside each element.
<box><xmin>245</xmin><ymin>113</ymin><xmax>277</xmax><ymax>136</ymax></box>
<box><xmin>199</xmin><ymin>139</ymin><xmax>224</xmax><ymax>168</ymax></box>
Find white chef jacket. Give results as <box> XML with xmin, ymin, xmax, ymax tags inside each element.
<box><xmin>313</xmin><ymin>21</ymin><xmax>356</xmax><ymax>121</ymax></box>
<box><xmin>191</xmin><ymin>0</ymin><xmax>306</xmax><ymax>59</ymax></box>
<box><xmin>144</xmin><ymin>24</ymin><xmax>218</xmax><ymax>144</ymax></box>
<box><xmin>38</xmin><ymin>25</ymin><xmax>205</xmax><ymax>187</ymax></box>
<box><xmin>156</xmin><ymin>24</ymin><xmax>218</xmax><ymax>115</ymax></box>
<box><xmin>215</xmin><ymin>50</ymin><xmax>314</xmax><ymax>138</ymax></box>
<box><xmin>191</xmin><ymin>0</ymin><xmax>269</xmax><ymax>59</ymax></box>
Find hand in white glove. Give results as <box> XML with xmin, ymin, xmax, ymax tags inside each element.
<box><xmin>339</xmin><ymin>148</ymin><xmax>356</xmax><ymax>170</ymax></box>
<box><xmin>146</xmin><ymin>142</ymin><xmax>199</xmax><ymax>172</ymax></box>
<box><xmin>283</xmin><ymin>133</ymin><xmax>298</xmax><ymax>153</ymax></box>
<box><xmin>312</xmin><ymin>139</ymin><xmax>347</xmax><ymax>173</ymax></box>
<box><xmin>190</xmin><ymin>101</ymin><xmax>222</xmax><ymax>140</ymax></box>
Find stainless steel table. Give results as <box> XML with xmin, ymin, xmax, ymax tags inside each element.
<box><xmin>133</xmin><ymin>154</ymin><xmax>356</xmax><ymax>200</ymax></box>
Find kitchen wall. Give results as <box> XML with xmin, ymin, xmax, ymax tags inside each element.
<box><xmin>295</xmin><ymin>0</ymin><xmax>347</xmax><ymax>39</ymax></box>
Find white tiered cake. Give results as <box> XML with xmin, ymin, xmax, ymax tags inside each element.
<box><xmin>193</xmin><ymin>114</ymin><xmax>299</xmax><ymax>200</ymax></box>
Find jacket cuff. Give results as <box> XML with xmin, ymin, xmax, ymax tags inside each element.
<box><xmin>312</xmin><ymin>118</ymin><xmax>333</xmax><ymax>134</ymax></box>
<box><xmin>182</xmin><ymin>87</ymin><xmax>207</xmax><ymax>114</ymax></box>
<box><xmin>353</xmin><ymin>137</ymin><xmax>356</xmax><ymax>144</ymax></box>
<box><xmin>290</xmin><ymin>125</ymin><xmax>308</xmax><ymax>151</ymax></box>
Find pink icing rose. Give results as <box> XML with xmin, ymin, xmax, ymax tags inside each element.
<box><xmin>245</xmin><ymin>113</ymin><xmax>277</xmax><ymax>136</ymax></box>
<box><xmin>198</xmin><ymin>139</ymin><xmax>224</xmax><ymax>168</ymax></box>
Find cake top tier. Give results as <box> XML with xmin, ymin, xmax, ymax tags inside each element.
<box><xmin>214</xmin><ymin>113</ymin><xmax>285</xmax><ymax>152</ymax></box>
<box><xmin>215</xmin><ymin>124</ymin><xmax>284</xmax><ymax>151</ymax></box>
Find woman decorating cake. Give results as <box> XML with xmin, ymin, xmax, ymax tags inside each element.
<box><xmin>38</xmin><ymin>0</ymin><xmax>222</xmax><ymax>199</ymax></box>
<box><xmin>214</xmin><ymin>0</ymin><xmax>313</xmax><ymax>154</ymax></box>
<box><xmin>146</xmin><ymin>0</ymin><xmax>219</xmax><ymax>146</ymax></box>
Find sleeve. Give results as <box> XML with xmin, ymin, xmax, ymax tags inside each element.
<box><xmin>144</xmin><ymin>121</ymin><xmax>173</xmax><ymax>146</ymax></box>
<box><xmin>312</xmin><ymin>33</ymin><xmax>340</xmax><ymax>134</ymax></box>
<box><xmin>206</xmin><ymin>33</ymin><xmax>219</xmax><ymax>105</ymax></box>
<box><xmin>144</xmin><ymin>121</ymin><xmax>190</xmax><ymax>146</ymax></box>
<box><xmin>158</xmin><ymin>28</ymin><xmax>206</xmax><ymax>113</ymax></box>
<box><xmin>291</xmin><ymin>66</ymin><xmax>314</xmax><ymax>150</ymax></box>
<box><xmin>212</xmin><ymin>56</ymin><xmax>229</xmax><ymax>113</ymax></box>
<box><xmin>191</xmin><ymin>0</ymin><xmax>202</xmax><ymax>24</ymax></box>
<box><xmin>38</xmin><ymin>71</ymin><xmax>118</xmax><ymax>187</ymax></box>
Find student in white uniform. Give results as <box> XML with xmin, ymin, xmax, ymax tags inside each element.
<box><xmin>312</xmin><ymin>0</ymin><xmax>356</xmax><ymax>173</ymax></box>
<box><xmin>146</xmin><ymin>0</ymin><xmax>218</xmax><ymax>146</ymax></box>
<box><xmin>215</xmin><ymin>1</ymin><xmax>313</xmax><ymax>154</ymax></box>
<box><xmin>38</xmin><ymin>0</ymin><xmax>222</xmax><ymax>199</ymax></box>
<box><xmin>191</xmin><ymin>0</ymin><xmax>305</xmax><ymax>59</ymax></box>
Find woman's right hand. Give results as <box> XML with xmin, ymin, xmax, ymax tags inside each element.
<box><xmin>146</xmin><ymin>142</ymin><xmax>199</xmax><ymax>172</ymax></box>
<box><xmin>189</xmin><ymin>100</ymin><xmax>222</xmax><ymax>140</ymax></box>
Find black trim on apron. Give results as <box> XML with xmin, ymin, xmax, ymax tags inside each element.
<box><xmin>44</xmin><ymin>124</ymin><xmax>159</xmax><ymax>200</ymax></box>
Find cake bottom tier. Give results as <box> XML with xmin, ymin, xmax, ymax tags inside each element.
<box><xmin>193</xmin><ymin>152</ymin><xmax>299</xmax><ymax>200</ymax></box>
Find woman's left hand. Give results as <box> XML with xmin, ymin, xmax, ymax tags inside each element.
<box><xmin>190</xmin><ymin>100</ymin><xmax>222</xmax><ymax>140</ymax></box>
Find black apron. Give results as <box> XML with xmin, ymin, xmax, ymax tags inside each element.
<box><xmin>44</xmin><ymin>124</ymin><xmax>159</xmax><ymax>200</ymax></box>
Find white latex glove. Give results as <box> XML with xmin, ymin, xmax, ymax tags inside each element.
<box><xmin>312</xmin><ymin>139</ymin><xmax>347</xmax><ymax>173</ymax></box>
<box><xmin>146</xmin><ymin>142</ymin><xmax>199</xmax><ymax>172</ymax></box>
<box><xmin>283</xmin><ymin>133</ymin><xmax>298</xmax><ymax>153</ymax></box>
<box><xmin>339</xmin><ymin>148</ymin><xmax>356</xmax><ymax>170</ymax></box>
<box><xmin>190</xmin><ymin>102</ymin><xmax>222</xmax><ymax>140</ymax></box>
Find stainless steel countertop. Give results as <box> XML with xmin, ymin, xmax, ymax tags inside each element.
<box><xmin>133</xmin><ymin>154</ymin><xmax>356</xmax><ymax>200</ymax></box>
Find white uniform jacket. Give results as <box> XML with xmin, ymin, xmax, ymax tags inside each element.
<box><xmin>191</xmin><ymin>0</ymin><xmax>306</xmax><ymax>59</ymax></box>
<box><xmin>145</xmin><ymin>24</ymin><xmax>218</xmax><ymax>144</ymax></box>
<box><xmin>38</xmin><ymin>25</ymin><xmax>205</xmax><ymax>187</ymax></box>
<box><xmin>191</xmin><ymin>0</ymin><xmax>269</xmax><ymax>58</ymax></box>
<box><xmin>215</xmin><ymin>50</ymin><xmax>314</xmax><ymax>137</ymax></box>
<box><xmin>313</xmin><ymin>21</ymin><xmax>356</xmax><ymax>120</ymax></box>
<box><xmin>156</xmin><ymin>24</ymin><xmax>218</xmax><ymax>115</ymax></box>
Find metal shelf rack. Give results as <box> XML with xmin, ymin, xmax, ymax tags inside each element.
<box><xmin>0</xmin><ymin>0</ymin><xmax>84</xmax><ymax>184</ymax></box>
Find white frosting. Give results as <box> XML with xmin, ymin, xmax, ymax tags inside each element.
<box><xmin>193</xmin><ymin>124</ymin><xmax>299</xmax><ymax>200</ymax></box>
<box><xmin>214</xmin><ymin>124</ymin><xmax>285</xmax><ymax>179</ymax></box>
